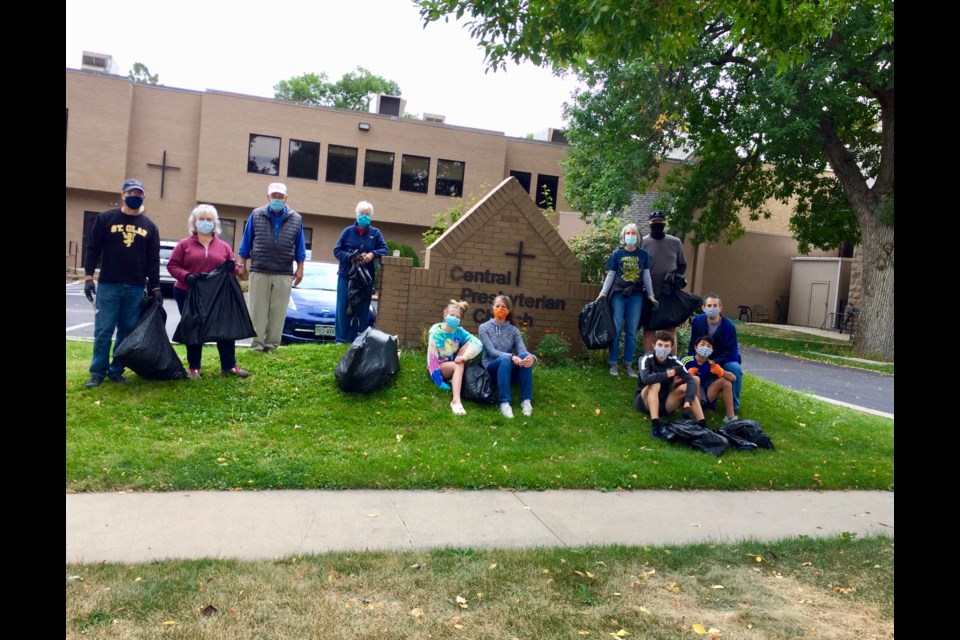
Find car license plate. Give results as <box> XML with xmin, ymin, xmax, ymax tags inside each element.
<box><xmin>315</xmin><ymin>325</ymin><xmax>335</xmax><ymax>337</ymax></box>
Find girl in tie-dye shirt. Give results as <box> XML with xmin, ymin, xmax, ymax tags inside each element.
<box><xmin>426</xmin><ymin>300</ymin><xmax>482</xmax><ymax>415</ymax></box>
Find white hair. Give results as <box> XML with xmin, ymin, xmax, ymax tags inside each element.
<box><xmin>189</xmin><ymin>204</ymin><xmax>222</xmax><ymax>236</ymax></box>
<box><xmin>620</xmin><ymin>223</ymin><xmax>640</xmax><ymax>244</ymax></box>
<box><xmin>355</xmin><ymin>201</ymin><xmax>374</xmax><ymax>216</ymax></box>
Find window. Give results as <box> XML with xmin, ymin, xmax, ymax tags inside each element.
<box><xmin>436</xmin><ymin>159</ymin><xmax>465</xmax><ymax>197</ymax></box>
<box><xmin>248</xmin><ymin>134</ymin><xmax>280</xmax><ymax>175</ymax></box>
<box><xmin>303</xmin><ymin>227</ymin><xmax>313</xmax><ymax>252</ymax></box>
<box><xmin>326</xmin><ymin>145</ymin><xmax>358</xmax><ymax>184</ymax></box>
<box><xmin>220</xmin><ymin>219</ymin><xmax>237</xmax><ymax>249</ymax></box>
<box><xmin>509</xmin><ymin>170</ymin><xmax>531</xmax><ymax>194</ymax></box>
<box><xmin>400</xmin><ymin>154</ymin><xmax>430</xmax><ymax>193</ymax></box>
<box><xmin>363</xmin><ymin>149</ymin><xmax>395</xmax><ymax>189</ymax></box>
<box><xmin>535</xmin><ymin>174</ymin><xmax>559</xmax><ymax>209</ymax></box>
<box><xmin>287</xmin><ymin>139</ymin><xmax>320</xmax><ymax>180</ymax></box>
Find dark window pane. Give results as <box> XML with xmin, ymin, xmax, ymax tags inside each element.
<box><xmin>303</xmin><ymin>227</ymin><xmax>313</xmax><ymax>251</ymax></box>
<box><xmin>400</xmin><ymin>155</ymin><xmax>430</xmax><ymax>193</ymax></box>
<box><xmin>509</xmin><ymin>170</ymin><xmax>532</xmax><ymax>193</ymax></box>
<box><xmin>535</xmin><ymin>174</ymin><xmax>559</xmax><ymax>209</ymax></box>
<box><xmin>436</xmin><ymin>159</ymin><xmax>465</xmax><ymax>197</ymax></box>
<box><xmin>326</xmin><ymin>145</ymin><xmax>358</xmax><ymax>184</ymax></box>
<box><xmin>248</xmin><ymin>134</ymin><xmax>280</xmax><ymax>175</ymax></box>
<box><xmin>288</xmin><ymin>139</ymin><xmax>320</xmax><ymax>180</ymax></box>
<box><xmin>219</xmin><ymin>219</ymin><xmax>237</xmax><ymax>249</ymax></box>
<box><xmin>363</xmin><ymin>149</ymin><xmax>395</xmax><ymax>189</ymax></box>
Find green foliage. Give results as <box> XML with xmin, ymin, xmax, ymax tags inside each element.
<box><xmin>421</xmin><ymin>186</ymin><xmax>489</xmax><ymax>247</ymax></box>
<box><xmin>274</xmin><ymin>66</ymin><xmax>401</xmax><ymax>110</ymax></box>
<box><xmin>128</xmin><ymin>62</ymin><xmax>158</xmax><ymax>85</ymax></box>
<box><xmin>535</xmin><ymin>330</ymin><xmax>572</xmax><ymax>366</ymax></box>
<box><xmin>385</xmin><ymin>240</ymin><xmax>421</xmax><ymax>267</ymax></box>
<box><xmin>566</xmin><ymin>214</ymin><xmax>622</xmax><ymax>284</ymax></box>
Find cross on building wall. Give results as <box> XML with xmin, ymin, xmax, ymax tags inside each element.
<box><xmin>146</xmin><ymin>150</ymin><xmax>181</xmax><ymax>198</ymax></box>
<box><xmin>505</xmin><ymin>241</ymin><xmax>536</xmax><ymax>287</ymax></box>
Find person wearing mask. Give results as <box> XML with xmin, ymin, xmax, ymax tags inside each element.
<box><xmin>426</xmin><ymin>300</ymin><xmax>483</xmax><ymax>415</ymax></box>
<box><xmin>635</xmin><ymin>330</ymin><xmax>707</xmax><ymax>439</ymax></box>
<box><xmin>333</xmin><ymin>201</ymin><xmax>389</xmax><ymax>343</ymax></box>
<box><xmin>166</xmin><ymin>204</ymin><xmax>250</xmax><ymax>380</ymax></box>
<box><xmin>596</xmin><ymin>223</ymin><xmax>656</xmax><ymax>377</ymax></box>
<box><xmin>237</xmin><ymin>183</ymin><xmax>305</xmax><ymax>352</ymax></box>
<box><xmin>641</xmin><ymin>210</ymin><xmax>687</xmax><ymax>355</ymax></box>
<box><xmin>478</xmin><ymin>295</ymin><xmax>537</xmax><ymax>418</ymax></box>
<box><xmin>82</xmin><ymin>178</ymin><xmax>162</xmax><ymax>389</ymax></box>
<box><xmin>682</xmin><ymin>334</ymin><xmax>738</xmax><ymax>422</ymax></box>
<box><xmin>687</xmin><ymin>294</ymin><xmax>743</xmax><ymax>414</ymax></box>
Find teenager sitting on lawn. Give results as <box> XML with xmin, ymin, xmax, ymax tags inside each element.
<box><xmin>681</xmin><ymin>334</ymin><xmax>738</xmax><ymax>423</ymax></box>
<box><xmin>634</xmin><ymin>330</ymin><xmax>708</xmax><ymax>439</ymax></box>
<box><xmin>426</xmin><ymin>300</ymin><xmax>483</xmax><ymax>416</ymax></box>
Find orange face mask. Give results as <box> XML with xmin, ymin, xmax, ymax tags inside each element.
<box><xmin>492</xmin><ymin>308</ymin><xmax>509</xmax><ymax>321</ymax></box>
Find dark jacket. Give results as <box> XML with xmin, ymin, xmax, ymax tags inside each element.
<box><xmin>83</xmin><ymin>208</ymin><xmax>161</xmax><ymax>290</ymax></box>
<box><xmin>688</xmin><ymin>315</ymin><xmax>741</xmax><ymax>365</ymax></box>
<box><xmin>333</xmin><ymin>225</ymin><xmax>389</xmax><ymax>280</ymax></box>
<box><xmin>635</xmin><ymin>351</ymin><xmax>698</xmax><ymax>407</ymax></box>
<box><xmin>240</xmin><ymin>206</ymin><xmax>304</xmax><ymax>274</ymax></box>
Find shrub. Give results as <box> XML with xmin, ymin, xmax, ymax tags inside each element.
<box><xmin>385</xmin><ymin>240</ymin><xmax>421</xmax><ymax>267</ymax></box>
<box><xmin>536</xmin><ymin>330</ymin><xmax>572</xmax><ymax>366</ymax></box>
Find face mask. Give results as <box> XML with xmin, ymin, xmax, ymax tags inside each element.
<box><xmin>704</xmin><ymin>307</ymin><xmax>721</xmax><ymax>319</ymax></box>
<box><xmin>696</xmin><ymin>345</ymin><xmax>713</xmax><ymax>358</ymax></box>
<box><xmin>357</xmin><ymin>214</ymin><xmax>371</xmax><ymax>228</ymax></box>
<box><xmin>655</xmin><ymin>346</ymin><xmax>671</xmax><ymax>360</ymax></box>
<box><xmin>124</xmin><ymin>196</ymin><xmax>144</xmax><ymax>210</ymax></box>
<box><xmin>444</xmin><ymin>315</ymin><xmax>460</xmax><ymax>329</ymax></box>
<box><xmin>492</xmin><ymin>308</ymin><xmax>509</xmax><ymax>321</ymax></box>
<box><xmin>624</xmin><ymin>235</ymin><xmax>638</xmax><ymax>247</ymax></box>
<box><xmin>196</xmin><ymin>220</ymin><xmax>215</xmax><ymax>235</ymax></box>
<box><xmin>649</xmin><ymin>225</ymin><xmax>665</xmax><ymax>239</ymax></box>
<box><xmin>269</xmin><ymin>199</ymin><xmax>285</xmax><ymax>212</ymax></box>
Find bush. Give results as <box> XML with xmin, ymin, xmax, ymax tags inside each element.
<box><xmin>567</xmin><ymin>214</ymin><xmax>623</xmax><ymax>284</ymax></box>
<box><xmin>385</xmin><ymin>240</ymin><xmax>421</xmax><ymax>267</ymax></box>
<box><xmin>536</xmin><ymin>331</ymin><xmax>572</xmax><ymax>366</ymax></box>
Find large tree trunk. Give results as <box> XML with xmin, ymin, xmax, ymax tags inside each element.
<box><xmin>852</xmin><ymin>207</ymin><xmax>894</xmax><ymax>360</ymax></box>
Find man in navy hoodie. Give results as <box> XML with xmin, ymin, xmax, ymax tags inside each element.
<box><xmin>687</xmin><ymin>294</ymin><xmax>744</xmax><ymax>413</ymax></box>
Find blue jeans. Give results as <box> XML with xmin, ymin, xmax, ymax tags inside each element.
<box><xmin>335</xmin><ymin>276</ymin><xmax>372</xmax><ymax>343</ymax></box>
<box><xmin>89</xmin><ymin>283</ymin><xmax>144</xmax><ymax>378</ymax></box>
<box><xmin>485</xmin><ymin>354</ymin><xmax>534</xmax><ymax>404</ymax></box>
<box><xmin>173</xmin><ymin>287</ymin><xmax>236</xmax><ymax>371</ymax></box>
<box><xmin>609</xmin><ymin>292</ymin><xmax>644</xmax><ymax>367</ymax></box>
<box><xmin>723</xmin><ymin>361</ymin><xmax>744</xmax><ymax>411</ymax></box>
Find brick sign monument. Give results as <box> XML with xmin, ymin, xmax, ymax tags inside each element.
<box><xmin>376</xmin><ymin>177</ymin><xmax>599</xmax><ymax>353</ymax></box>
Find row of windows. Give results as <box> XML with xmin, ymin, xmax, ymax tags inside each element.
<box><xmin>249</xmin><ymin>134</ymin><xmax>466</xmax><ymax>198</ymax></box>
<box><xmin>509</xmin><ymin>170</ymin><xmax>560</xmax><ymax>210</ymax></box>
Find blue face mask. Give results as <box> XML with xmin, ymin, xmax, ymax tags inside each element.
<box><xmin>624</xmin><ymin>235</ymin><xmax>638</xmax><ymax>247</ymax></box>
<box><xmin>444</xmin><ymin>315</ymin><xmax>460</xmax><ymax>329</ymax></box>
<box><xmin>704</xmin><ymin>307</ymin><xmax>721</xmax><ymax>319</ymax></box>
<box><xmin>357</xmin><ymin>214</ymin><xmax>371</xmax><ymax>228</ymax></box>
<box><xmin>654</xmin><ymin>346</ymin><xmax>671</xmax><ymax>360</ymax></box>
<box><xmin>269</xmin><ymin>199</ymin><xmax>285</xmax><ymax>212</ymax></box>
<box><xmin>124</xmin><ymin>196</ymin><xmax>144</xmax><ymax>210</ymax></box>
<box><xmin>196</xmin><ymin>220</ymin><xmax>215</xmax><ymax>235</ymax></box>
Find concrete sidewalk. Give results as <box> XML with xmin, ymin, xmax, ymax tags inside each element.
<box><xmin>66</xmin><ymin>489</ymin><xmax>893</xmax><ymax>563</ymax></box>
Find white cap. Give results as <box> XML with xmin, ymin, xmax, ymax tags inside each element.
<box><xmin>267</xmin><ymin>182</ymin><xmax>287</xmax><ymax>196</ymax></box>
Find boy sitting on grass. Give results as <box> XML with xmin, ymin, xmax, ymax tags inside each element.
<box><xmin>681</xmin><ymin>334</ymin><xmax>739</xmax><ymax>423</ymax></box>
<box><xmin>634</xmin><ymin>330</ymin><xmax>709</xmax><ymax>439</ymax></box>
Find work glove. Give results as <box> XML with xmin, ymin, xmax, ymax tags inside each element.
<box><xmin>431</xmin><ymin>369</ymin><xmax>451</xmax><ymax>391</ymax></box>
<box><xmin>686</xmin><ymin>366</ymin><xmax>699</xmax><ymax>376</ymax></box>
<box><xmin>595</xmin><ymin>293</ymin><xmax>606</xmax><ymax>303</ymax></box>
<box><xmin>710</xmin><ymin>363</ymin><xmax>725</xmax><ymax>378</ymax></box>
<box><xmin>152</xmin><ymin>289</ymin><xmax>164</xmax><ymax>306</ymax></box>
<box><xmin>84</xmin><ymin>280</ymin><xmax>96</xmax><ymax>302</ymax></box>
<box><xmin>648</xmin><ymin>296</ymin><xmax>659</xmax><ymax>309</ymax></box>
<box><xmin>185</xmin><ymin>273</ymin><xmax>200</xmax><ymax>286</ymax></box>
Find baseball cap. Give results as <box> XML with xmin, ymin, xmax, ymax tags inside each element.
<box><xmin>267</xmin><ymin>182</ymin><xmax>287</xmax><ymax>196</ymax></box>
<box><xmin>649</xmin><ymin>210</ymin><xmax>666</xmax><ymax>222</ymax></box>
<box><xmin>122</xmin><ymin>178</ymin><xmax>145</xmax><ymax>194</ymax></box>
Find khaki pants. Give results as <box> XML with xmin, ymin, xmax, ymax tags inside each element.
<box><xmin>248</xmin><ymin>271</ymin><xmax>293</xmax><ymax>351</ymax></box>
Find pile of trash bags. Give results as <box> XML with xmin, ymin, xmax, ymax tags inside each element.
<box><xmin>661</xmin><ymin>419</ymin><xmax>775</xmax><ymax>456</ymax></box>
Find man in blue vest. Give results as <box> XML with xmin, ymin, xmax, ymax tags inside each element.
<box><xmin>687</xmin><ymin>293</ymin><xmax>744</xmax><ymax>413</ymax></box>
<box><xmin>237</xmin><ymin>183</ymin><xmax>305</xmax><ymax>352</ymax></box>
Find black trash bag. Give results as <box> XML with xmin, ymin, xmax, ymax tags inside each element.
<box><xmin>114</xmin><ymin>296</ymin><xmax>187</xmax><ymax>380</ymax></box>
<box><xmin>645</xmin><ymin>289</ymin><xmax>703</xmax><ymax>331</ymax></box>
<box><xmin>173</xmin><ymin>259</ymin><xmax>255</xmax><ymax>345</ymax></box>
<box><xmin>345</xmin><ymin>254</ymin><xmax>375</xmax><ymax>328</ymax></box>
<box><xmin>662</xmin><ymin>419</ymin><xmax>730</xmax><ymax>456</ymax></box>
<box><xmin>719</xmin><ymin>419</ymin><xmax>775</xmax><ymax>450</ymax></box>
<box><xmin>461</xmin><ymin>360</ymin><xmax>496</xmax><ymax>404</ymax></box>
<box><xmin>334</xmin><ymin>327</ymin><xmax>400</xmax><ymax>393</ymax></box>
<box><xmin>661</xmin><ymin>271</ymin><xmax>688</xmax><ymax>297</ymax></box>
<box><xmin>579</xmin><ymin>299</ymin><xmax>616</xmax><ymax>349</ymax></box>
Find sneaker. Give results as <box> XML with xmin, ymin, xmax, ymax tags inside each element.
<box><xmin>221</xmin><ymin>366</ymin><xmax>250</xmax><ymax>379</ymax></box>
<box><xmin>187</xmin><ymin>369</ymin><xmax>201</xmax><ymax>379</ymax></box>
<box><xmin>107</xmin><ymin>373</ymin><xmax>129</xmax><ymax>384</ymax></box>
<box><xmin>521</xmin><ymin>399</ymin><xmax>533</xmax><ymax>416</ymax></box>
<box><xmin>681</xmin><ymin>408</ymin><xmax>693</xmax><ymax>420</ymax></box>
<box><xmin>84</xmin><ymin>375</ymin><xmax>103</xmax><ymax>389</ymax></box>
<box><xmin>722</xmin><ymin>415</ymin><xmax>739</xmax><ymax>424</ymax></box>
<box><xmin>451</xmin><ymin>401</ymin><xmax>467</xmax><ymax>416</ymax></box>
<box><xmin>650</xmin><ymin>424</ymin><xmax>664</xmax><ymax>439</ymax></box>
<box><xmin>500</xmin><ymin>402</ymin><xmax>514</xmax><ymax>418</ymax></box>
<box><xmin>624</xmin><ymin>366</ymin><xmax>638</xmax><ymax>378</ymax></box>
<box><xmin>609</xmin><ymin>365</ymin><xmax>619</xmax><ymax>376</ymax></box>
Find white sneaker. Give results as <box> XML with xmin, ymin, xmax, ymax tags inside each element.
<box><xmin>609</xmin><ymin>365</ymin><xmax>618</xmax><ymax>376</ymax></box>
<box><xmin>451</xmin><ymin>401</ymin><xmax>467</xmax><ymax>415</ymax></box>
<box><xmin>500</xmin><ymin>402</ymin><xmax>514</xmax><ymax>418</ymax></box>
<box><xmin>521</xmin><ymin>400</ymin><xmax>533</xmax><ymax>416</ymax></box>
<box><xmin>722</xmin><ymin>415</ymin><xmax>739</xmax><ymax>424</ymax></box>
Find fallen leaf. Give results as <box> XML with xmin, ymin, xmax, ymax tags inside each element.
<box><xmin>710</xmin><ymin>585</ymin><xmax>724</xmax><ymax>589</ymax></box>
<box><xmin>409</xmin><ymin>563</ymin><xmax>424</xmax><ymax>570</ymax></box>
<box><xmin>579</xmin><ymin>632</ymin><xmax>591</xmax><ymax>636</ymax></box>
<box><xmin>367</xmin><ymin>513</ymin><xmax>378</xmax><ymax>518</ymax></box>
<box><xmin>692</xmin><ymin>623</ymin><xmax>707</xmax><ymax>634</ymax></box>
<box><xmin>610</xmin><ymin>630</ymin><xmax>630</xmax><ymax>638</ymax></box>
<box><xmin>801</xmin><ymin>562</ymin><xmax>813</xmax><ymax>566</ymax></box>
<box><xmin>639</xmin><ymin>607</ymin><xmax>650</xmax><ymax>614</ymax></box>
<box><xmin>663</xmin><ymin>582</ymin><xmax>680</xmax><ymax>594</ymax></box>
<box><xmin>410</xmin><ymin>607</ymin><xmax>425</xmax><ymax>618</ymax></box>
<box><xmin>586</xmin><ymin>571</ymin><xmax>596</xmax><ymax>578</ymax></box>
<box><xmin>594</xmin><ymin>408</ymin><xmax>601</xmax><ymax>415</ymax></box>
<box><xmin>293</xmin><ymin>424</ymin><xmax>301</xmax><ymax>430</ymax></box>
<box><xmin>162</xmin><ymin>621</ymin><xmax>176</xmax><ymax>627</ymax></box>
<box><xmin>134</xmin><ymin>577</ymin><xmax>142</xmax><ymax>583</ymax></box>
<box><xmin>396</xmin><ymin>434</ymin><xmax>403</xmax><ymax>442</ymax></box>
<box><xmin>456</xmin><ymin>595</ymin><xmax>468</xmax><ymax>608</ymax></box>
<box><xmin>201</xmin><ymin>605</ymin><xmax>218</xmax><ymax>617</ymax></box>
<box><xmin>489</xmin><ymin>563</ymin><xmax>498</xmax><ymax>569</ymax></box>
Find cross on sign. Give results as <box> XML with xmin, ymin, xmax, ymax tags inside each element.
<box><xmin>146</xmin><ymin>150</ymin><xmax>181</xmax><ymax>198</ymax></box>
<box><xmin>505</xmin><ymin>241</ymin><xmax>536</xmax><ymax>287</ymax></box>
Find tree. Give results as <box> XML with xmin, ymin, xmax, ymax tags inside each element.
<box><xmin>274</xmin><ymin>67</ymin><xmax>401</xmax><ymax>111</ymax></box>
<box><xmin>128</xmin><ymin>62</ymin><xmax>159</xmax><ymax>85</ymax></box>
<box><xmin>417</xmin><ymin>0</ymin><xmax>894</xmax><ymax>359</ymax></box>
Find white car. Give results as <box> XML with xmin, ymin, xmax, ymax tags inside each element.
<box><xmin>159</xmin><ymin>239</ymin><xmax>178</xmax><ymax>295</ymax></box>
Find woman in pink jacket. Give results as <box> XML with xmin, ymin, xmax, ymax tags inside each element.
<box><xmin>166</xmin><ymin>204</ymin><xmax>249</xmax><ymax>379</ymax></box>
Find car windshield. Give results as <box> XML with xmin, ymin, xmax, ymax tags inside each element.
<box><xmin>159</xmin><ymin>248</ymin><xmax>174</xmax><ymax>260</ymax></box>
<box><xmin>298</xmin><ymin>264</ymin><xmax>339</xmax><ymax>291</ymax></box>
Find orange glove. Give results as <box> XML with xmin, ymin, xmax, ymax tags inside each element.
<box><xmin>686</xmin><ymin>366</ymin><xmax>699</xmax><ymax>376</ymax></box>
<box><xmin>710</xmin><ymin>363</ymin><xmax>725</xmax><ymax>378</ymax></box>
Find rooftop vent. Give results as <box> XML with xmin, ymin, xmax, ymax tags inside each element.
<box><xmin>372</xmin><ymin>94</ymin><xmax>407</xmax><ymax>117</ymax></box>
<box><xmin>423</xmin><ymin>113</ymin><xmax>446</xmax><ymax>124</ymax></box>
<box><xmin>81</xmin><ymin>51</ymin><xmax>119</xmax><ymax>74</ymax></box>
